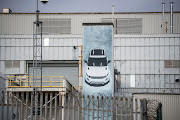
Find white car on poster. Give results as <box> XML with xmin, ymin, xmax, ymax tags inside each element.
<box><xmin>84</xmin><ymin>49</ymin><xmax>111</xmax><ymax>86</ymax></box>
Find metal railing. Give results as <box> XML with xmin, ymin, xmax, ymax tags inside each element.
<box><xmin>8</xmin><ymin>76</ymin><xmax>67</xmax><ymax>88</ymax></box>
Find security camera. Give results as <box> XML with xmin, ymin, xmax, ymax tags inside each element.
<box><xmin>40</xmin><ymin>0</ymin><xmax>48</xmax><ymax>4</ymax></box>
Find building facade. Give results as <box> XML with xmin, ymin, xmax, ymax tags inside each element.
<box><xmin>0</xmin><ymin>13</ymin><xmax>180</xmax><ymax>95</ymax></box>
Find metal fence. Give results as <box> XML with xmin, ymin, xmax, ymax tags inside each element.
<box><xmin>0</xmin><ymin>91</ymin><xmax>162</xmax><ymax>120</ymax></box>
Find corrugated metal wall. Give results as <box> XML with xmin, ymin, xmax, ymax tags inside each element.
<box><xmin>0</xmin><ymin>35</ymin><xmax>82</xmax><ymax>74</ymax></box>
<box><xmin>0</xmin><ymin>34</ymin><xmax>180</xmax><ymax>94</ymax></box>
<box><xmin>0</xmin><ymin>72</ymin><xmax>6</xmax><ymax>101</ymax></box>
<box><xmin>0</xmin><ymin>13</ymin><xmax>180</xmax><ymax>34</ymax></box>
<box><xmin>28</xmin><ymin>65</ymin><xmax>79</xmax><ymax>88</ymax></box>
<box><xmin>133</xmin><ymin>94</ymin><xmax>180</xmax><ymax>120</ymax></box>
<box><xmin>114</xmin><ymin>34</ymin><xmax>180</xmax><ymax>94</ymax></box>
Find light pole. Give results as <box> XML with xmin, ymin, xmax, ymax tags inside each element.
<box><xmin>31</xmin><ymin>0</ymin><xmax>48</xmax><ymax>120</ymax></box>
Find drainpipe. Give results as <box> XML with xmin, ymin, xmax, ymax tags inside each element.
<box><xmin>170</xmin><ymin>2</ymin><xmax>173</xmax><ymax>33</ymax></box>
<box><xmin>162</xmin><ymin>3</ymin><xmax>165</xmax><ymax>33</ymax></box>
<box><xmin>112</xmin><ymin>5</ymin><xmax>114</xmax><ymax>23</ymax></box>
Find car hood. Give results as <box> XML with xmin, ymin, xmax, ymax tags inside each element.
<box><xmin>86</xmin><ymin>66</ymin><xmax>109</xmax><ymax>77</ymax></box>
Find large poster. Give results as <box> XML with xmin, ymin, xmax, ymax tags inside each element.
<box><xmin>83</xmin><ymin>23</ymin><xmax>114</xmax><ymax>95</ymax></box>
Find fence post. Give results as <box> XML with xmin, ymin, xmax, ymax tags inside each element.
<box><xmin>131</xmin><ymin>98</ymin><xmax>134</xmax><ymax>120</ymax></box>
<box><xmin>67</xmin><ymin>94</ymin><xmax>70</xmax><ymax>120</ymax></box>
<box><xmin>59</xmin><ymin>93</ymin><xmax>62</xmax><ymax>120</ymax></box>
<box><xmin>77</xmin><ymin>94</ymin><xmax>80</xmax><ymax>120</ymax></box>
<box><xmin>45</xmin><ymin>93</ymin><xmax>48</xmax><ymax>120</ymax></box>
<box><xmin>16</xmin><ymin>93</ymin><xmax>19</xmax><ymax>120</ymax></box>
<box><xmin>62</xmin><ymin>94</ymin><xmax>66</xmax><ymax>120</ymax></box>
<box><xmin>25</xmin><ymin>92</ymin><xmax>29</xmax><ymax>120</ymax></box>
<box><xmin>82</xmin><ymin>95</ymin><xmax>85</xmax><ymax>120</ymax></box>
<box><xmin>87</xmin><ymin>95</ymin><xmax>90</xmax><ymax>120</ymax></box>
<box><xmin>40</xmin><ymin>92</ymin><xmax>43</xmax><ymax>120</ymax></box>
<box><xmin>1</xmin><ymin>91</ymin><xmax>4</xmax><ymax>120</ymax></box>
<box><xmin>125</xmin><ymin>98</ymin><xmax>128</xmax><ymax>120</ymax></box>
<box><xmin>35</xmin><ymin>92</ymin><xmax>38</xmax><ymax>120</ymax></box>
<box><xmin>92</xmin><ymin>96</ymin><xmax>94</xmax><ymax>120</ymax></box>
<box><xmin>73</xmin><ymin>94</ymin><xmax>75</xmax><ymax>120</ymax></box>
<box><xmin>11</xmin><ymin>92</ymin><xmax>14</xmax><ymax>120</ymax></box>
<box><xmin>140</xmin><ymin>99</ymin><xmax>147</xmax><ymax>120</ymax></box>
<box><xmin>54</xmin><ymin>93</ymin><xmax>57</xmax><ymax>120</ymax></box>
<box><xmin>97</xmin><ymin>96</ymin><xmax>99</xmax><ymax>120</ymax></box>
<box><xmin>30</xmin><ymin>92</ymin><xmax>33</xmax><ymax>120</ymax></box>
<box><xmin>143</xmin><ymin>99</ymin><xmax>147</xmax><ymax>120</ymax></box>
<box><xmin>7</xmin><ymin>91</ymin><xmax>9</xmax><ymax>120</ymax></box>
<box><xmin>120</xmin><ymin>97</ymin><xmax>123</xmax><ymax>120</ymax></box>
<box><xmin>135</xmin><ymin>98</ymin><xmax>138</xmax><ymax>120</ymax></box>
<box><xmin>102</xmin><ymin>96</ymin><xmax>104</xmax><ymax>120</ymax></box>
<box><xmin>157</xmin><ymin>103</ymin><xmax>162</xmax><ymax>120</ymax></box>
<box><xmin>111</xmin><ymin>96</ymin><xmax>113</xmax><ymax>120</ymax></box>
<box><xmin>49</xmin><ymin>93</ymin><xmax>53</xmax><ymax>120</ymax></box>
<box><xmin>20</xmin><ymin>92</ymin><xmax>24</xmax><ymax>120</ymax></box>
<box><xmin>106</xmin><ymin>96</ymin><xmax>109</xmax><ymax>120</ymax></box>
<box><xmin>116</xmin><ymin>97</ymin><xmax>118</xmax><ymax>120</ymax></box>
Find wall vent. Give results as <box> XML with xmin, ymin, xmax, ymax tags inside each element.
<box><xmin>5</xmin><ymin>60</ymin><xmax>20</xmax><ymax>68</ymax></box>
<box><xmin>39</xmin><ymin>18</ymin><xmax>71</xmax><ymax>34</ymax></box>
<box><xmin>102</xmin><ymin>18</ymin><xmax>142</xmax><ymax>34</ymax></box>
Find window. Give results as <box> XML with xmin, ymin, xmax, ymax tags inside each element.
<box><xmin>102</xmin><ymin>18</ymin><xmax>142</xmax><ymax>34</ymax></box>
<box><xmin>5</xmin><ymin>60</ymin><xmax>20</xmax><ymax>68</ymax></box>
<box><xmin>165</xmin><ymin>60</ymin><xmax>180</xmax><ymax>68</ymax></box>
<box><xmin>44</xmin><ymin>38</ymin><xmax>49</xmax><ymax>46</ymax></box>
<box><xmin>130</xmin><ymin>75</ymin><xmax>135</xmax><ymax>87</ymax></box>
<box><xmin>39</xmin><ymin>18</ymin><xmax>71</xmax><ymax>34</ymax></box>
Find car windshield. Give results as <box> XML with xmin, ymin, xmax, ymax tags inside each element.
<box><xmin>91</xmin><ymin>49</ymin><xmax>104</xmax><ymax>55</ymax></box>
<box><xmin>88</xmin><ymin>57</ymin><xmax>107</xmax><ymax>66</ymax></box>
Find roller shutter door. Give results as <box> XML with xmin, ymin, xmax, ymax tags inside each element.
<box><xmin>28</xmin><ymin>63</ymin><xmax>78</xmax><ymax>88</ymax></box>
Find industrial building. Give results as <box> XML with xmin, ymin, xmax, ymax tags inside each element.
<box><xmin>0</xmin><ymin>11</ymin><xmax>180</xmax><ymax>120</ymax></box>
<box><xmin>0</xmin><ymin>12</ymin><xmax>180</xmax><ymax>92</ymax></box>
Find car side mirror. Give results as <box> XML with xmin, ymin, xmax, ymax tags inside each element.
<box><xmin>84</xmin><ymin>60</ymin><xmax>87</xmax><ymax>63</ymax></box>
<box><xmin>108</xmin><ymin>60</ymin><xmax>111</xmax><ymax>64</ymax></box>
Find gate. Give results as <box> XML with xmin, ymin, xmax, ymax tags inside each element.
<box><xmin>0</xmin><ymin>91</ymin><xmax>162</xmax><ymax>120</ymax></box>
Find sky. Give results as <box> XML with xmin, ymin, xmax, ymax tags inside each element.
<box><xmin>0</xmin><ymin>0</ymin><xmax>180</xmax><ymax>13</ymax></box>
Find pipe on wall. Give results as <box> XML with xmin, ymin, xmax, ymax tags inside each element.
<box><xmin>170</xmin><ymin>2</ymin><xmax>174</xmax><ymax>33</ymax></box>
<box><xmin>162</xmin><ymin>3</ymin><xmax>165</xmax><ymax>33</ymax></box>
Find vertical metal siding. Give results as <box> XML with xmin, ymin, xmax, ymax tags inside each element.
<box><xmin>133</xmin><ymin>94</ymin><xmax>180</xmax><ymax>120</ymax></box>
<box><xmin>114</xmin><ymin>34</ymin><xmax>180</xmax><ymax>93</ymax></box>
<box><xmin>0</xmin><ymin>13</ymin><xmax>180</xmax><ymax>34</ymax></box>
<box><xmin>0</xmin><ymin>34</ymin><xmax>180</xmax><ymax>92</ymax></box>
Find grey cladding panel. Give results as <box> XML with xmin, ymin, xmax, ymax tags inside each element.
<box><xmin>28</xmin><ymin>64</ymin><xmax>79</xmax><ymax>87</ymax></box>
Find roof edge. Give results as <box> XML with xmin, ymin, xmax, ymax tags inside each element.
<box><xmin>0</xmin><ymin>12</ymin><xmax>180</xmax><ymax>14</ymax></box>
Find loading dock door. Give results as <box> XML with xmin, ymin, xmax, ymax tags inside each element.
<box><xmin>28</xmin><ymin>63</ymin><xmax>79</xmax><ymax>88</ymax></box>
